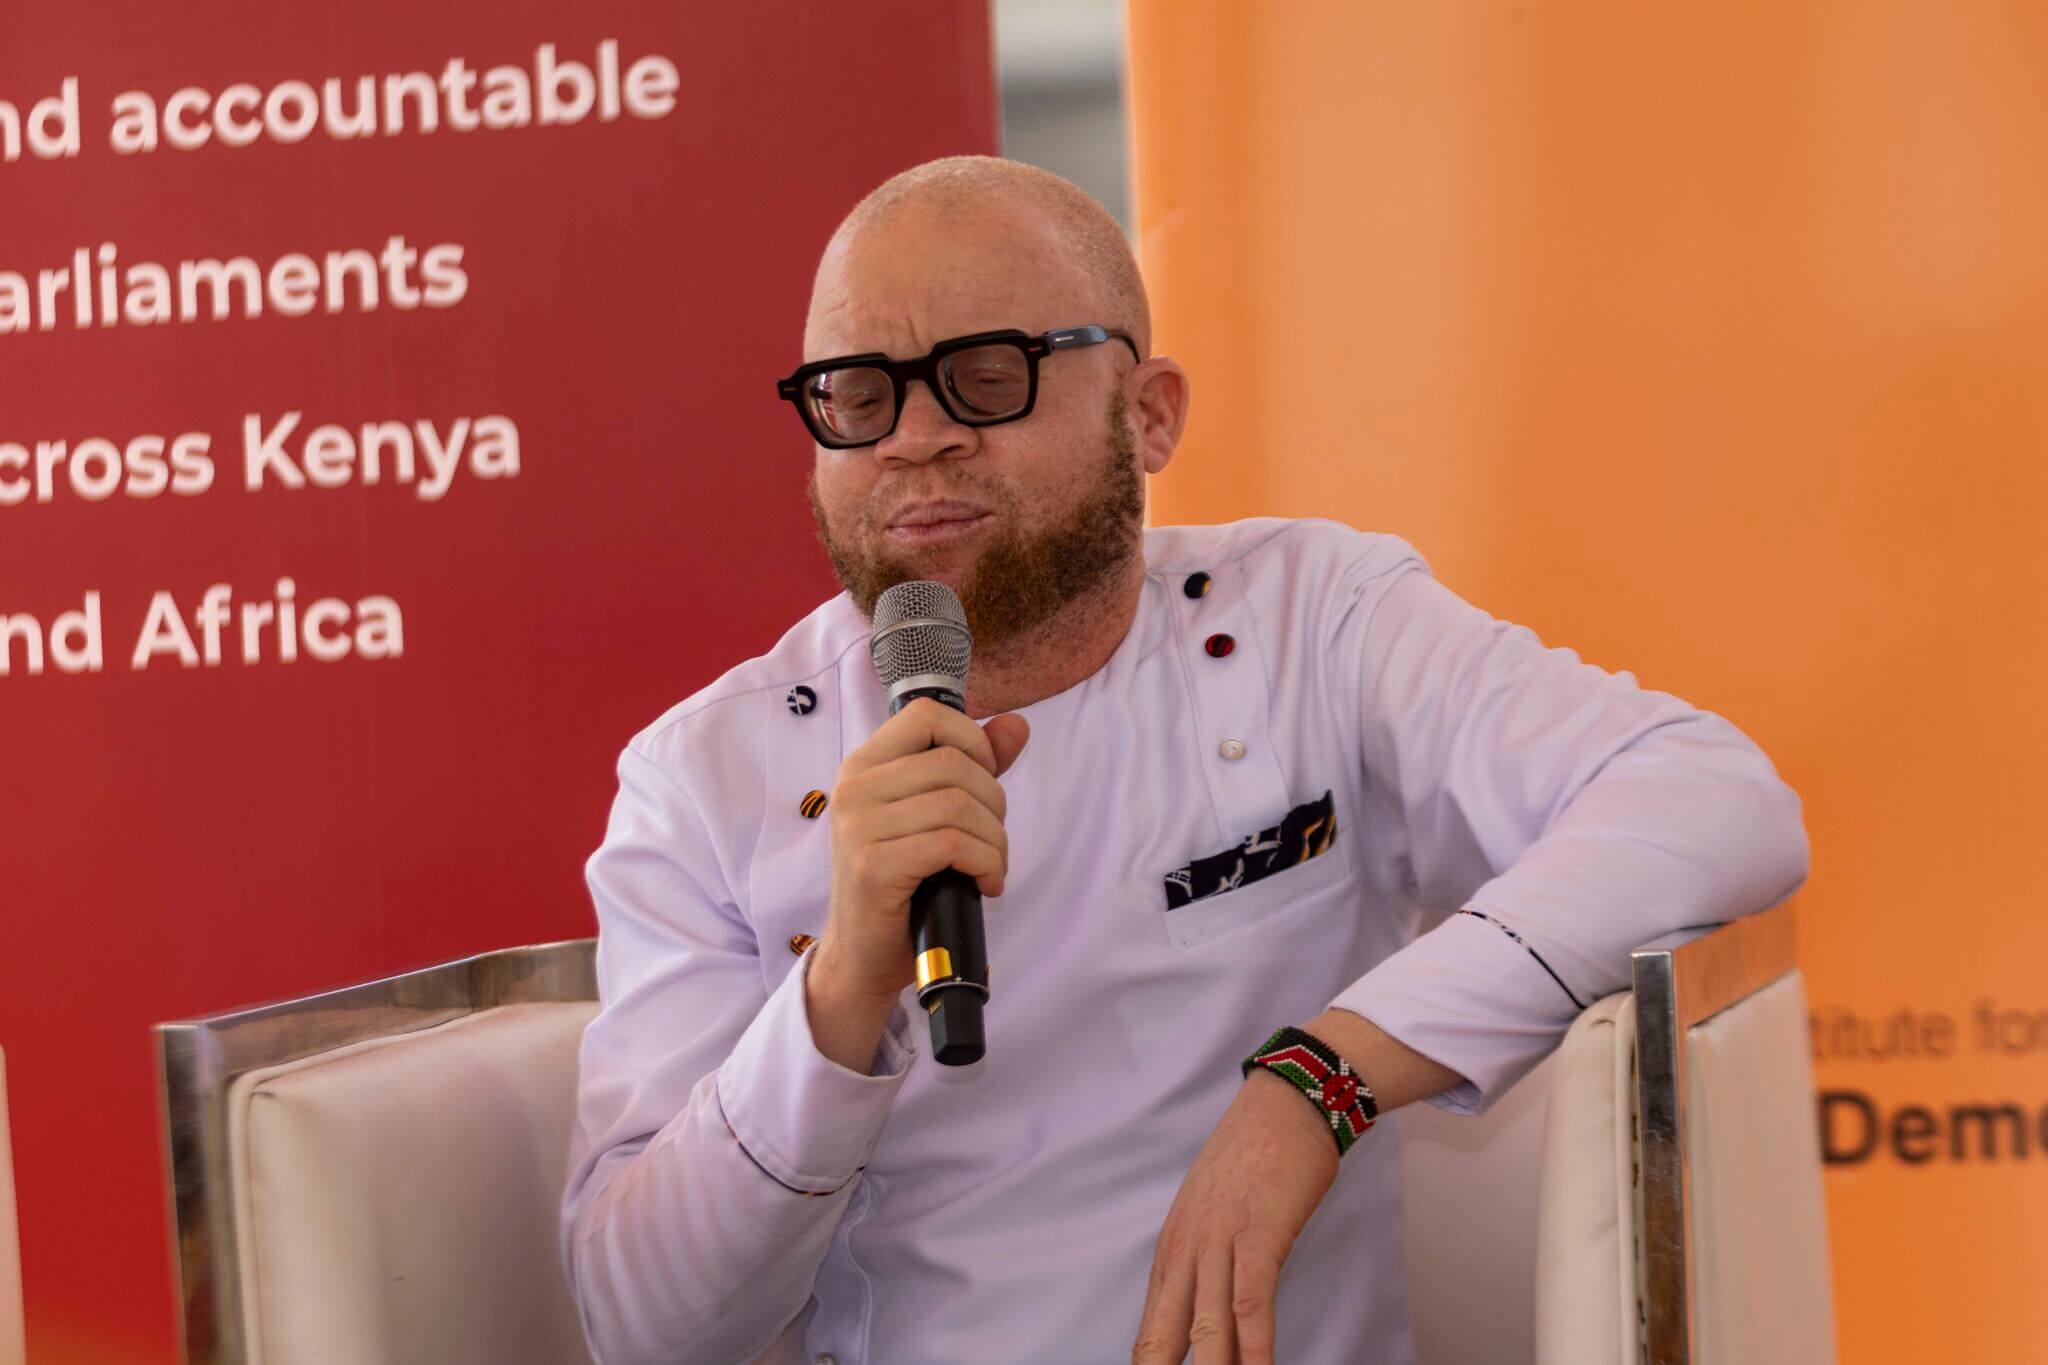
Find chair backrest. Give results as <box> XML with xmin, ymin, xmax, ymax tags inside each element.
<box><xmin>1678</xmin><ymin>968</ymin><xmax>1835</xmax><ymax>1362</ymax></box>
<box><xmin>157</xmin><ymin>942</ymin><xmax>600</xmax><ymax>1365</ymax></box>
<box><xmin>1</xmin><ymin>1046</ymin><xmax>25</xmax><ymax>1365</ymax></box>
<box><xmin>1535</xmin><ymin>903</ymin><xmax>1836</xmax><ymax>1365</ymax></box>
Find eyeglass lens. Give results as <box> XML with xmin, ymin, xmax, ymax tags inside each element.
<box><xmin>803</xmin><ymin>342</ymin><xmax>1032</xmax><ymax>442</ymax></box>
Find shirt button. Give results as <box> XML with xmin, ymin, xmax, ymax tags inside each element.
<box><xmin>817</xmin><ymin>1356</ymin><xmax>839</xmax><ymax>1365</ymax></box>
<box><xmin>1219</xmin><ymin>739</ymin><xmax>1247</xmax><ymax>761</ymax></box>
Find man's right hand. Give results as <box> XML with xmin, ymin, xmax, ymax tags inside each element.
<box><xmin>811</xmin><ymin>697</ymin><xmax>1030</xmax><ymax>1013</ymax></box>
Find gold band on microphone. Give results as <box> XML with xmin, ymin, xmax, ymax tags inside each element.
<box><xmin>915</xmin><ymin>946</ymin><xmax>955</xmax><ymax>992</ymax></box>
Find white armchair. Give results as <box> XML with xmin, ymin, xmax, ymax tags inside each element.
<box><xmin>157</xmin><ymin>943</ymin><xmax>601</xmax><ymax>1365</ymax></box>
<box><xmin>158</xmin><ymin>906</ymin><xmax>1833</xmax><ymax>1365</ymax></box>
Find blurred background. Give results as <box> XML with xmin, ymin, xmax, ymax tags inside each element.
<box><xmin>995</xmin><ymin>0</ymin><xmax>1130</xmax><ymax>232</ymax></box>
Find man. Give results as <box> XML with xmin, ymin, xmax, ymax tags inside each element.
<box><xmin>560</xmin><ymin>156</ymin><xmax>1808</xmax><ymax>1365</ymax></box>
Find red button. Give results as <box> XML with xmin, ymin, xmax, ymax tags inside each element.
<box><xmin>1204</xmin><ymin>633</ymin><xmax>1236</xmax><ymax>658</ymax></box>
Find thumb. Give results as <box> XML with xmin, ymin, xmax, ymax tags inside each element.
<box><xmin>983</xmin><ymin>713</ymin><xmax>1031</xmax><ymax>777</ymax></box>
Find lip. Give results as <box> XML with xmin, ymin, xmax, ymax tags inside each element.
<box><xmin>882</xmin><ymin>499</ymin><xmax>994</xmax><ymax>544</ymax></box>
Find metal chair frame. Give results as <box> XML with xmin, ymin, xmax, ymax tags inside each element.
<box><xmin>1632</xmin><ymin>900</ymin><xmax>1800</xmax><ymax>1365</ymax></box>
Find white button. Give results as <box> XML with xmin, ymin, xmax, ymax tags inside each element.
<box><xmin>1219</xmin><ymin>739</ymin><xmax>1246</xmax><ymax>761</ymax></box>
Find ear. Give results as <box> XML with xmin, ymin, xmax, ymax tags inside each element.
<box><xmin>1126</xmin><ymin>356</ymin><xmax>1191</xmax><ymax>476</ymax></box>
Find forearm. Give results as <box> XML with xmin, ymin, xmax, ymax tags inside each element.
<box><xmin>569</xmin><ymin>1078</ymin><xmax>857</xmax><ymax>1364</ymax></box>
<box><xmin>566</xmin><ymin>944</ymin><xmax>916</xmax><ymax>1362</ymax></box>
<box><xmin>807</xmin><ymin>940</ymin><xmax>903</xmax><ymax>1074</ymax></box>
<box><xmin>1296</xmin><ymin>1006</ymin><xmax>1467</xmax><ymax>1115</ymax></box>
<box><xmin>1454</xmin><ymin>707</ymin><xmax>1809</xmax><ymax>998</ymax></box>
<box><xmin>1333</xmin><ymin>709</ymin><xmax>1808</xmax><ymax>1114</ymax></box>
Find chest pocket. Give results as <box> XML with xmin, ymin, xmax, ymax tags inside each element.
<box><xmin>1164</xmin><ymin>789</ymin><xmax>1338</xmax><ymax>908</ymax></box>
<box><xmin>1161</xmin><ymin>836</ymin><xmax>1350</xmax><ymax>950</ymax></box>
<box><xmin>1158</xmin><ymin>562</ymin><xmax>1353</xmax><ymax>951</ymax></box>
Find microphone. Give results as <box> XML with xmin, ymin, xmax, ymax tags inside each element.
<box><xmin>870</xmin><ymin>580</ymin><xmax>989</xmax><ymax>1067</ymax></box>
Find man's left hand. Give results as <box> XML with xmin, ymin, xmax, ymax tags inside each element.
<box><xmin>1130</xmin><ymin>1069</ymin><xmax>1340</xmax><ymax>1364</ymax></box>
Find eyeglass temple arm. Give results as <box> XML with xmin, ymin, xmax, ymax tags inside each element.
<box><xmin>1046</xmin><ymin>325</ymin><xmax>1143</xmax><ymax>363</ymax></box>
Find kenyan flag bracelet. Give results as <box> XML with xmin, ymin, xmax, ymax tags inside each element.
<box><xmin>1241</xmin><ymin>1026</ymin><xmax>1379</xmax><ymax>1157</ymax></box>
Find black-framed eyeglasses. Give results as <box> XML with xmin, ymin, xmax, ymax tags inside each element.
<box><xmin>775</xmin><ymin>324</ymin><xmax>1142</xmax><ymax>450</ymax></box>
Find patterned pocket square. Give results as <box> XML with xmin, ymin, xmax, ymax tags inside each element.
<box><xmin>1163</xmin><ymin>790</ymin><xmax>1338</xmax><ymax>910</ymax></box>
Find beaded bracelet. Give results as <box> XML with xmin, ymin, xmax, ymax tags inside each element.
<box><xmin>1241</xmin><ymin>1025</ymin><xmax>1378</xmax><ymax>1157</ymax></box>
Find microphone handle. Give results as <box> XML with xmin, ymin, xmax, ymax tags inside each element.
<box><xmin>909</xmin><ymin>868</ymin><xmax>987</xmax><ymax>1066</ymax></box>
<box><xmin>891</xmin><ymin>682</ymin><xmax>989</xmax><ymax>1066</ymax></box>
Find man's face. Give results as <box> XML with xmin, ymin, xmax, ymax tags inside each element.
<box><xmin>801</xmin><ymin>202</ymin><xmax>1145</xmax><ymax>646</ymax></box>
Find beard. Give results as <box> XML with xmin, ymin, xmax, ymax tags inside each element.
<box><xmin>807</xmin><ymin>388</ymin><xmax>1146</xmax><ymax>649</ymax></box>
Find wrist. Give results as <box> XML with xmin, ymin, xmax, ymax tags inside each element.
<box><xmin>808</xmin><ymin>941</ymin><xmax>903</xmax><ymax>1012</ymax></box>
<box><xmin>1245</xmin><ymin>1066</ymin><xmax>1343</xmax><ymax>1148</ymax></box>
<box><xmin>804</xmin><ymin>944</ymin><xmax>901</xmax><ymax>1075</ymax></box>
<box><xmin>1241</xmin><ymin>1024</ymin><xmax>1379</xmax><ymax>1158</ymax></box>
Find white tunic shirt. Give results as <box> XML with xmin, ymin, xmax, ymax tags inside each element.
<box><xmin>560</xmin><ymin>517</ymin><xmax>1808</xmax><ymax>1365</ymax></box>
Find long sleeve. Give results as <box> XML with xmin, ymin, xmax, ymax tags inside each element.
<box><xmin>1325</xmin><ymin>557</ymin><xmax>1810</xmax><ymax>1115</ymax></box>
<box><xmin>560</xmin><ymin>742</ymin><xmax>920</xmax><ymax>1364</ymax></box>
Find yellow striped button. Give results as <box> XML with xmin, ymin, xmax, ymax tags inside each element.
<box><xmin>799</xmin><ymin>789</ymin><xmax>828</xmax><ymax>819</ymax></box>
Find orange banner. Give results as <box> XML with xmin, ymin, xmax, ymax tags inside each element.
<box><xmin>1129</xmin><ymin>3</ymin><xmax>2048</xmax><ymax>1359</ymax></box>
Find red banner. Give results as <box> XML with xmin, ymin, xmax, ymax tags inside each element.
<box><xmin>0</xmin><ymin>4</ymin><xmax>993</xmax><ymax>1357</ymax></box>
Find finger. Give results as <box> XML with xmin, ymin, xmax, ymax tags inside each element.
<box><xmin>865</xmin><ymin>827</ymin><xmax>1007</xmax><ymax>898</ymax></box>
<box><xmin>1230</xmin><ymin>1234</ymin><xmax>1282</xmax><ymax>1365</ymax></box>
<box><xmin>1131</xmin><ymin>1230</ymin><xmax>1197</xmax><ymax>1364</ymax></box>
<box><xmin>983</xmin><ymin>713</ymin><xmax>1030</xmax><ymax>777</ymax></box>
<box><xmin>848</xmin><ymin>697</ymin><xmax>998</xmax><ymax>775</ymax></box>
<box><xmin>847</xmin><ymin>788</ymin><xmax>1009</xmax><ymax>875</ymax></box>
<box><xmin>854</xmin><ymin>746</ymin><xmax>1008</xmax><ymax>822</ymax></box>
<box><xmin>1187</xmin><ymin>1242</ymin><xmax>1237</xmax><ymax>1365</ymax></box>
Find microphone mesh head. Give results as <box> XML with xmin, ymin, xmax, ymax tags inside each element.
<box><xmin>871</xmin><ymin>580</ymin><xmax>973</xmax><ymax>690</ymax></box>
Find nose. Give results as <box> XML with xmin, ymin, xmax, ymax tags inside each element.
<box><xmin>873</xmin><ymin>377</ymin><xmax>975</xmax><ymax>468</ymax></box>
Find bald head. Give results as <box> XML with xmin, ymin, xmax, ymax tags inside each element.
<box><xmin>810</xmin><ymin>155</ymin><xmax>1151</xmax><ymax>359</ymax></box>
